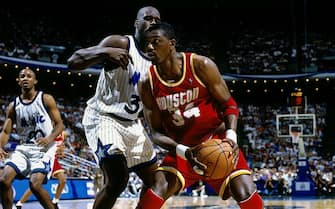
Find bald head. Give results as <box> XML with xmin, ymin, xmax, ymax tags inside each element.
<box><xmin>134</xmin><ymin>6</ymin><xmax>161</xmax><ymax>43</ymax></box>
<box><xmin>136</xmin><ymin>6</ymin><xmax>160</xmax><ymax>20</ymax></box>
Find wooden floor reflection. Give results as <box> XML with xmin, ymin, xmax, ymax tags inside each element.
<box><xmin>4</xmin><ymin>196</ymin><xmax>335</xmax><ymax>209</ymax></box>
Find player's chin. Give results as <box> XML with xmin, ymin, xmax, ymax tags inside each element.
<box><xmin>148</xmin><ymin>57</ymin><xmax>159</xmax><ymax>65</ymax></box>
<box><xmin>146</xmin><ymin>52</ymin><xmax>156</xmax><ymax>59</ymax></box>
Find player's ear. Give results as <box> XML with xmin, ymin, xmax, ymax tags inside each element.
<box><xmin>170</xmin><ymin>39</ymin><xmax>176</xmax><ymax>48</ymax></box>
<box><xmin>34</xmin><ymin>79</ymin><xmax>38</xmax><ymax>85</ymax></box>
<box><xmin>134</xmin><ymin>19</ymin><xmax>139</xmax><ymax>28</ymax></box>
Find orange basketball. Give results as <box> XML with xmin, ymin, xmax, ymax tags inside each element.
<box><xmin>193</xmin><ymin>139</ymin><xmax>238</xmax><ymax>179</ymax></box>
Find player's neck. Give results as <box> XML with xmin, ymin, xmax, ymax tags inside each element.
<box><xmin>21</xmin><ymin>89</ymin><xmax>37</xmax><ymax>101</ymax></box>
<box><xmin>134</xmin><ymin>33</ymin><xmax>145</xmax><ymax>51</ymax></box>
<box><xmin>157</xmin><ymin>53</ymin><xmax>183</xmax><ymax>82</ymax></box>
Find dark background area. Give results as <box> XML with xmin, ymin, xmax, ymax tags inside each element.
<box><xmin>1</xmin><ymin>0</ymin><xmax>335</xmax><ymax>101</ymax></box>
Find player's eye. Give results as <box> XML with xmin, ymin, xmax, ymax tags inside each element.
<box><xmin>153</xmin><ymin>39</ymin><xmax>160</xmax><ymax>45</ymax></box>
<box><xmin>144</xmin><ymin>16</ymin><xmax>153</xmax><ymax>21</ymax></box>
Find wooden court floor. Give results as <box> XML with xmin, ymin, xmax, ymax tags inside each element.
<box><xmin>4</xmin><ymin>196</ymin><xmax>335</xmax><ymax>209</ymax></box>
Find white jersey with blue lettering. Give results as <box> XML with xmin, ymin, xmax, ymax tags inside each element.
<box><xmin>85</xmin><ymin>35</ymin><xmax>151</xmax><ymax>120</ymax></box>
<box><xmin>15</xmin><ymin>91</ymin><xmax>53</xmax><ymax>145</ymax></box>
<box><xmin>5</xmin><ymin>91</ymin><xmax>56</xmax><ymax>177</ymax></box>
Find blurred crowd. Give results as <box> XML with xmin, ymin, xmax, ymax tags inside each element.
<box><xmin>1</xmin><ymin>8</ymin><xmax>335</xmax><ymax>75</ymax></box>
<box><xmin>1</xmin><ymin>95</ymin><xmax>334</xmax><ymax>197</ymax></box>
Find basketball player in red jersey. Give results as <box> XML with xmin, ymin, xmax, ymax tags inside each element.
<box><xmin>16</xmin><ymin>132</ymin><xmax>67</xmax><ymax>209</ymax></box>
<box><xmin>137</xmin><ymin>22</ymin><xmax>264</xmax><ymax>209</ymax></box>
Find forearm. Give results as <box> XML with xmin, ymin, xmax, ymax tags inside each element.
<box><xmin>67</xmin><ymin>47</ymin><xmax>109</xmax><ymax>70</ymax></box>
<box><xmin>0</xmin><ymin>132</ymin><xmax>9</xmax><ymax>148</ymax></box>
<box><xmin>0</xmin><ymin>118</ymin><xmax>12</xmax><ymax>148</ymax></box>
<box><xmin>47</xmin><ymin>123</ymin><xmax>65</xmax><ymax>143</ymax></box>
<box><xmin>218</xmin><ymin>96</ymin><xmax>239</xmax><ymax>142</ymax></box>
<box><xmin>223</xmin><ymin>114</ymin><xmax>238</xmax><ymax>130</ymax></box>
<box><xmin>151</xmin><ymin>131</ymin><xmax>178</xmax><ymax>154</ymax></box>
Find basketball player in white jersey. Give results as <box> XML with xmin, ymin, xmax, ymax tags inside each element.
<box><xmin>0</xmin><ymin>67</ymin><xmax>64</xmax><ymax>209</ymax></box>
<box><xmin>67</xmin><ymin>6</ymin><xmax>161</xmax><ymax>209</ymax></box>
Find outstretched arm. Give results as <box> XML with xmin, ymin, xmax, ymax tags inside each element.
<box><xmin>67</xmin><ymin>35</ymin><xmax>132</xmax><ymax>70</ymax></box>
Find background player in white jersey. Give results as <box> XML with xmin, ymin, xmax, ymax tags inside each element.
<box><xmin>0</xmin><ymin>67</ymin><xmax>64</xmax><ymax>209</ymax></box>
<box><xmin>67</xmin><ymin>6</ymin><xmax>161</xmax><ymax>209</ymax></box>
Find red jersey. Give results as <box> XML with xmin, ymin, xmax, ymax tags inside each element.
<box><xmin>149</xmin><ymin>53</ymin><xmax>222</xmax><ymax>146</ymax></box>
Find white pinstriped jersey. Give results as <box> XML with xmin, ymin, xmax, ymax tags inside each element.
<box><xmin>82</xmin><ymin>36</ymin><xmax>156</xmax><ymax>168</ymax></box>
<box><xmin>14</xmin><ymin>91</ymin><xmax>53</xmax><ymax>145</ymax></box>
<box><xmin>85</xmin><ymin>35</ymin><xmax>152</xmax><ymax>120</ymax></box>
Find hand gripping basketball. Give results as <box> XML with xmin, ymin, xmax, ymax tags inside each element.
<box><xmin>176</xmin><ymin>144</ymin><xmax>207</xmax><ymax>175</ymax></box>
<box><xmin>185</xmin><ymin>148</ymin><xmax>208</xmax><ymax>175</ymax></box>
<box><xmin>192</xmin><ymin>138</ymin><xmax>239</xmax><ymax>179</ymax></box>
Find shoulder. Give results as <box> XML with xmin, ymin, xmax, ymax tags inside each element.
<box><xmin>99</xmin><ymin>35</ymin><xmax>130</xmax><ymax>49</ymax></box>
<box><xmin>7</xmin><ymin>101</ymin><xmax>15</xmax><ymax>112</ymax></box>
<box><xmin>5</xmin><ymin>101</ymin><xmax>15</xmax><ymax>119</ymax></box>
<box><xmin>190</xmin><ymin>53</ymin><xmax>221</xmax><ymax>85</ymax></box>
<box><xmin>139</xmin><ymin>73</ymin><xmax>151</xmax><ymax>93</ymax></box>
<box><xmin>192</xmin><ymin>54</ymin><xmax>216</xmax><ymax>70</ymax></box>
<box><xmin>42</xmin><ymin>93</ymin><xmax>56</xmax><ymax>106</ymax></box>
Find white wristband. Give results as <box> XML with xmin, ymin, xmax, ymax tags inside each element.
<box><xmin>176</xmin><ymin>144</ymin><xmax>189</xmax><ymax>160</ymax></box>
<box><xmin>225</xmin><ymin>129</ymin><xmax>237</xmax><ymax>144</ymax></box>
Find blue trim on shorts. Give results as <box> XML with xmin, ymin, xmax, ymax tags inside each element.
<box><xmin>31</xmin><ymin>168</ymin><xmax>49</xmax><ymax>184</ymax></box>
<box><xmin>129</xmin><ymin>156</ymin><xmax>158</xmax><ymax>172</ymax></box>
<box><xmin>5</xmin><ymin>162</ymin><xmax>25</xmax><ymax>179</ymax></box>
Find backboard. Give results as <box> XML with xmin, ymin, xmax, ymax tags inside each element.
<box><xmin>276</xmin><ymin>114</ymin><xmax>316</xmax><ymax>137</ymax></box>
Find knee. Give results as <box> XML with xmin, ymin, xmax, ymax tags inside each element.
<box><xmin>58</xmin><ymin>177</ymin><xmax>67</xmax><ymax>186</ymax></box>
<box><xmin>238</xmin><ymin>183</ymin><xmax>257</xmax><ymax>201</ymax></box>
<box><xmin>105</xmin><ymin>175</ymin><xmax>128</xmax><ymax>195</ymax></box>
<box><xmin>152</xmin><ymin>172</ymin><xmax>180</xmax><ymax>199</ymax></box>
<box><xmin>29</xmin><ymin>180</ymin><xmax>43</xmax><ymax>192</ymax></box>
<box><xmin>230</xmin><ymin>175</ymin><xmax>257</xmax><ymax>202</ymax></box>
<box><xmin>153</xmin><ymin>175</ymin><xmax>169</xmax><ymax>195</ymax></box>
<box><xmin>0</xmin><ymin>177</ymin><xmax>12</xmax><ymax>189</ymax></box>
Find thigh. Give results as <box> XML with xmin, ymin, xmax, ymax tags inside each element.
<box><xmin>30</xmin><ymin>172</ymin><xmax>47</xmax><ymax>186</ymax></box>
<box><xmin>159</xmin><ymin>155</ymin><xmax>199</xmax><ymax>194</ymax></box>
<box><xmin>0</xmin><ymin>165</ymin><xmax>18</xmax><ymax>184</ymax></box>
<box><xmin>101</xmin><ymin>156</ymin><xmax>129</xmax><ymax>185</ymax></box>
<box><xmin>135</xmin><ymin>161</ymin><xmax>159</xmax><ymax>187</ymax></box>
<box><xmin>5</xmin><ymin>151</ymin><xmax>30</xmax><ymax>177</ymax></box>
<box><xmin>30</xmin><ymin>153</ymin><xmax>52</xmax><ymax>177</ymax></box>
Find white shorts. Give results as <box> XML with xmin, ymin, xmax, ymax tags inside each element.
<box><xmin>83</xmin><ymin>107</ymin><xmax>156</xmax><ymax>168</ymax></box>
<box><xmin>5</xmin><ymin>144</ymin><xmax>55</xmax><ymax>178</ymax></box>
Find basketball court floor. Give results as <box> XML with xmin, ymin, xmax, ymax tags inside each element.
<box><xmin>4</xmin><ymin>196</ymin><xmax>335</xmax><ymax>209</ymax></box>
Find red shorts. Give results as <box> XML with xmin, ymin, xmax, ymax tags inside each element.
<box><xmin>160</xmin><ymin>149</ymin><xmax>250</xmax><ymax>194</ymax></box>
<box><xmin>52</xmin><ymin>157</ymin><xmax>65</xmax><ymax>177</ymax></box>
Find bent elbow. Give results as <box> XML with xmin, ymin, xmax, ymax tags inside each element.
<box><xmin>67</xmin><ymin>57</ymin><xmax>82</xmax><ymax>70</ymax></box>
<box><xmin>67</xmin><ymin>51</ymin><xmax>87</xmax><ymax>70</ymax></box>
